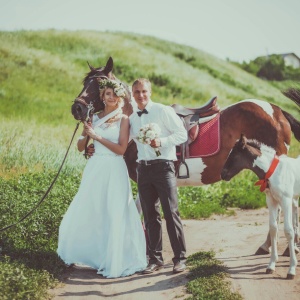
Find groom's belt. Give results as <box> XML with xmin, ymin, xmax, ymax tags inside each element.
<box><xmin>138</xmin><ymin>159</ymin><xmax>171</xmax><ymax>166</ymax></box>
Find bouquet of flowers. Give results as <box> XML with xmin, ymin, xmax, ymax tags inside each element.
<box><xmin>137</xmin><ymin>123</ymin><xmax>161</xmax><ymax>157</ymax></box>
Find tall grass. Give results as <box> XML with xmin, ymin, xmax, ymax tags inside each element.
<box><xmin>0</xmin><ymin>119</ymin><xmax>87</xmax><ymax>177</ymax></box>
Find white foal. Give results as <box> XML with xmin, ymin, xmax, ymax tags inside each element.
<box><xmin>258</xmin><ymin>199</ymin><xmax>299</xmax><ymax>257</ymax></box>
<box><xmin>221</xmin><ymin>134</ymin><xmax>300</xmax><ymax>279</ymax></box>
<box><xmin>263</xmin><ymin>154</ymin><xmax>300</xmax><ymax>279</ymax></box>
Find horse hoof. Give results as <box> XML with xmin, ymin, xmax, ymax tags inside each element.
<box><xmin>255</xmin><ymin>247</ymin><xmax>269</xmax><ymax>255</ymax></box>
<box><xmin>266</xmin><ymin>268</ymin><xmax>274</xmax><ymax>274</ymax></box>
<box><xmin>287</xmin><ymin>274</ymin><xmax>295</xmax><ymax>280</ymax></box>
<box><xmin>282</xmin><ymin>246</ymin><xmax>300</xmax><ymax>257</ymax></box>
<box><xmin>282</xmin><ymin>248</ymin><xmax>290</xmax><ymax>257</ymax></box>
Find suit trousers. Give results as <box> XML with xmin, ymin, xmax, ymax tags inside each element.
<box><xmin>137</xmin><ymin>160</ymin><xmax>186</xmax><ymax>265</ymax></box>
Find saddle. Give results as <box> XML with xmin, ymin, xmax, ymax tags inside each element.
<box><xmin>171</xmin><ymin>96</ymin><xmax>220</xmax><ymax>179</ymax></box>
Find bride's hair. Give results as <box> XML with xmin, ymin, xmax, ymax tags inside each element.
<box><xmin>100</xmin><ymin>87</ymin><xmax>124</xmax><ymax>108</ymax></box>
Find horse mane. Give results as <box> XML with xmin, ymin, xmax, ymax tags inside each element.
<box><xmin>82</xmin><ymin>68</ymin><xmax>116</xmax><ymax>85</ymax></box>
<box><xmin>246</xmin><ymin>138</ymin><xmax>276</xmax><ymax>157</ymax></box>
<box><xmin>245</xmin><ymin>138</ymin><xmax>261</xmax><ymax>149</ymax></box>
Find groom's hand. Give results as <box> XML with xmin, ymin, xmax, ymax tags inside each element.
<box><xmin>150</xmin><ymin>138</ymin><xmax>161</xmax><ymax>148</ymax></box>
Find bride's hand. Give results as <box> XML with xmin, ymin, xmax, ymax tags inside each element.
<box><xmin>84</xmin><ymin>121</ymin><xmax>97</xmax><ymax>139</ymax></box>
<box><xmin>83</xmin><ymin>121</ymin><xmax>92</xmax><ymax>135</ymax></box>
<box><xmin>86</xmin><ymin>127</ymin><xmax>97</xmax><ymax>139</ymax></box>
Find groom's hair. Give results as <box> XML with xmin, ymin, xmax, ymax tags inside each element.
<box><xmin>132</xmin><ymin>78</ymin><xmax>152</xmax><ymax>92</ymax></box>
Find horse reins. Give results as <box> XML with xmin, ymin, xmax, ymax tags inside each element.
<box><xmin>73</xmin><ymin>97</ymin><xmax>95</xmax><ymax>159</ymax></box>
<box><xmin>0</xmin><ymin>75</ymin><xmax>118</xmax><ymax>232</ymax></box>
<box><xmin>73</xmin><ymin>75</ymin><xmax>111</xmax><ymax>158</ymax></box>
<box><xmin>0</xmin><ymin>122</ymin><xmax>81</xmax><ymax>233</ymax></box>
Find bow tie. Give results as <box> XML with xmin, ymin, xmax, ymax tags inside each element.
<box><xmin>137</xmin><ymin>109</ymin><xmax>148</xmax><ymax>117</ymax></box>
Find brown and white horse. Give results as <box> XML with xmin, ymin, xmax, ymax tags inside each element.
<box><xmin>71</xmin><ymin>57</ymin><xmax>300</xmax><ymax>254</ymax></box>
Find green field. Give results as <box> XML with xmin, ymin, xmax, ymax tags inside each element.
<box><xmin>0</xmin><ymin>30</ymin><xmax>299</xmax><ymax>299</ymax></box>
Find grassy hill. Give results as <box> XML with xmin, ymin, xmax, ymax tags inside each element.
<box><xmin>1</xmin><ymin>30</ymin><xmax>299</xmax><ymax>122</ymax></box>
<box><xmin>0</xmin><ymin>29</ymin><xmax>299</xmax><ymax>175</ymax></box>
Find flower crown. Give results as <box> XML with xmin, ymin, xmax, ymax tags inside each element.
<box><xmin>99</xmin><ymin>79</ymin><xmax>126</xmax><ymax>98</ymax></box>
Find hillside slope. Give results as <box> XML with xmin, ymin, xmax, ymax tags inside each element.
<box><xmin>1</xmin><ymin>29</ymin><xmax>299</xmax><ymax>126</ymax></box>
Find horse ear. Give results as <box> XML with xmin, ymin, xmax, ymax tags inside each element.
<box><xmin>104</xmin><ymin>57</ymin><xmax>114</xmax><ymax>74</ymax></box>
<box><xmin>87</xmin><ymin>61</ymin><xmax>95</xmax><ymax>71</ymax></box>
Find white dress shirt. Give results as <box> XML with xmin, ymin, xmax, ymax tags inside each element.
<box><xmin>130</xmin><ymin>100</ymin><xmax>187</xmax><ymax>161</ymax></box>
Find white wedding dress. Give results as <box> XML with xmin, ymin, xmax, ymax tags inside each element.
<box><xmin>57</xmin><ymin>115</ymin><xmax>147</xmax><ymax>278</ymax></box>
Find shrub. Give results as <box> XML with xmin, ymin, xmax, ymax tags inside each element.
<box><xmin>257</xmin><ymin>55</ymin><xmax>285</xmax><ymax>81</ymax></box>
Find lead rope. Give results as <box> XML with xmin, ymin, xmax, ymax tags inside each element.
<box><xmin>0</xmin><ymin>122</ymin><xmax>81</xmax><ymax>232</ymax></box>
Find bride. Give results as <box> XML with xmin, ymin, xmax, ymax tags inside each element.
<box><xmin>57</xmin><ymin>79</ymin><xmax>147</xmax><ymax>278</ymax></box>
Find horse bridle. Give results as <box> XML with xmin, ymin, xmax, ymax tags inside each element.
<box><xmin>74</xmin><ymin>97</ymin><xmax>95</xmax><ymax>122</ymax></box>
<box><xmin>73</xmin><ymin>75</ymin><xmax>108</xmax><ymax>122</ymax></box>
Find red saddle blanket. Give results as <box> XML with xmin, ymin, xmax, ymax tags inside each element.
<box><xmin>189</xmin><ymin>113</ymin><xmax>220</xmax><ymax>158</ymax></box>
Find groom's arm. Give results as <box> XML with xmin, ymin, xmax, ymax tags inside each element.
<box><xmin>159</xmin><ymin>106</ymin><xmax>187</xmax><ymax>147</ymax></box>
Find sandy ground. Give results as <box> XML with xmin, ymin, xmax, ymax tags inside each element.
<box><xmin>51</xmin><ymin>208</ymin><xmax>300</xmax><ymax>300</ymax></box>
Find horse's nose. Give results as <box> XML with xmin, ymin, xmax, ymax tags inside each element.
<box><xmin>71</xmin><ymin>103</ymin><xmax>84</xmax><ymax>120</ymax></box>
<box><xmin>75</xmin><ymin>105</ymin><xmax>82</xmax><ymax>113</ymax></box>
<box><xmin>72</xmin><ymin>103</ymin><xmax>82</xmax><ymax>113</ymax></box>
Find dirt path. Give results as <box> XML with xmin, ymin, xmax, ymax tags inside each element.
<box><xmin>51</xmin><ymin>208</ymin><xmax>300</xmax><ymax>299</ymax></box>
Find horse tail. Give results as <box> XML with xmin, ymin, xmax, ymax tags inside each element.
<box><xmin>281</xmin><ymin>87</ymin><xmax>300</xmax><ymax>142</ymax></box>
<box><xmin>282</xmin><ymin>87</ymin><xmax>300</xmax><ymax>107</ymax></box>
<box><xmin>282</xmin><ymin>111</ymin><xmax>300</xmax><ymax>142</ymax></box>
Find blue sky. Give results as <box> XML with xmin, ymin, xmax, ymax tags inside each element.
<box><xmin>0</xmin><ymin>0</ymin><xmax>299</xmax><ymax>62</ymax></box>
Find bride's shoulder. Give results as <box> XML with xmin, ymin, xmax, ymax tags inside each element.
<box><xmin>120</xmin><ymin>114</ymin><xmax>129</xmax><ymax>128</ymax></box>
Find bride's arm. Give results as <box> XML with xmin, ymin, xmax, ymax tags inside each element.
<box><xmin>85</xmin><ymin>116</ymin><xmax>129</xmax><ymax>155</ymax></box>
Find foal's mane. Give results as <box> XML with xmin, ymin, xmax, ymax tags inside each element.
<box><xmin>244</xmin><ymin>138</ymin><xmax>276</xmax><ymax>157</ymax></box>
<box><xmin>245</xmin><ymin>138</ymin><xmax>261</xmax><ymax>150</ymax></box>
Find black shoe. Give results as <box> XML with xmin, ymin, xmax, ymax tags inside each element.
<box><xmin>142</xmin><ymin>263</ymin><xmax>164</xmax><ymax>274</ymax></box>
<box><xmin>173</xmin><ymin>262</ymin><xmax>186</xmax><ymax>274</ymax></box>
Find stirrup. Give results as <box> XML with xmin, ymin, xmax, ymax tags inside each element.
<box><xmin>177</xmin><ymin>161</ymin><xmax>189</xmax><ymax>179</ymax></box>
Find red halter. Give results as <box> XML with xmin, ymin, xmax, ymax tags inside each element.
<box><xmin>254</xmin><ymin>155</ymin><xmax>280</xmax><ymax>192</ymax></box>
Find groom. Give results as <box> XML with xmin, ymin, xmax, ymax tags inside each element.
<box><xmin>130</xmin><ymin>78</ymin><xmax>187</xmax><ymax>274</ymax></box>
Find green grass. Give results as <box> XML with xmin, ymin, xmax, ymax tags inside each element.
<box><xmin>0</xmin><ymin>119</ymin><xmax>86</xmax><ymax>178</ymax></box>
<box><xmin>185</xmin><ymin>251</ymin><xmax>242</xmax><ymax>299</ymax></box>
<box><xmin>0</xmin><ymin>172</ymin><xmax>79</xmax><ymax>299</ymax></box>
<box><xmin>0</xmin><ymin>255</ymin><xmax>60</xmax><ymax>300</ymax></box>
<box><xmin>0</xmin><ymin>29</ymin><xmax>300</xmax><ymax>299</ymax></box>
